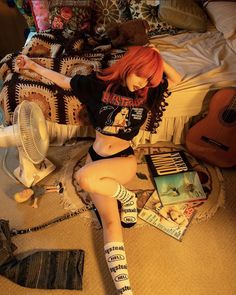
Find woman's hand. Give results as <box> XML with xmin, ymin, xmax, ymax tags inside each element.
<box><xmin>147</xmin><ymin>43</ymin><xmax>160</xmax><ymax>52</ymax></box>
<box><xmin>16</xmin><ymin>54</ymin><xmax>71</xmax><ymax>89</ymax></box>
<box><xmin>16</xmin><ymin>55</ymin><xmax>34</xmax><ymax>70</ymax></box>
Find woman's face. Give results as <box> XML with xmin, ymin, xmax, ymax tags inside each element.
<box><xmin>169</xmin><ymin>209</ymin><xmax>185</xmax><ymax>225</ymax></box>
<box><xmin>126</xmin><ymin>73</ymin><xmax>149</xmax><ymax>92</ymax></box>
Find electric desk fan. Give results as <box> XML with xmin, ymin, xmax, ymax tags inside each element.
<box><xmin>0</xmin><ymin>100</ymin><xmax>55</xmax><ymax>187</ymax></box>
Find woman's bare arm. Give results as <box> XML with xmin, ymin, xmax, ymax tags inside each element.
<box><xmin>16</xmin><ymin>55</ymin><xmax>72</xmax><ymax>89</ymax></box>
<box><xmin>162</xmin><ymin>59</ymin><xmax>182</xmax><ymax>88</ymax></box>
<box><xmin>148</xmin><ymin>43</ymin><xmax>181</xmax><ymax>87</ymax></box>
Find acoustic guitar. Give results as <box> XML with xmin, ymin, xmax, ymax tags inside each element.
<box><xmin>185</xmin><ymin>88</ymin><xmax>236</xmax><ymax>168</ymax></box>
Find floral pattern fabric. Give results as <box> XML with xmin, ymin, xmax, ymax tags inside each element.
<box><xmin>48</xmin><ymin>0</ymin><xmax>93</xmax><ymax>38</ymax></box>
<box><xmin>129</xmin><ymin>0</ymin><xmax>179</xmax><ymax>37</ymax></box>
<box><xmin>29</xmin><ymin>0</ymin><xmax>50</xmax><ymax>32</ymax></box>
<box><xmin>92</xmin><ymin>0</ymin><xmax>132</xmax><ymax>39</ymax></box>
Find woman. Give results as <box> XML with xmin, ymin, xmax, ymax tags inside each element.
<box><xmin>16</xmin><ymin>46</ymin><xmax>181</xmax><ymax>295</ymax></box>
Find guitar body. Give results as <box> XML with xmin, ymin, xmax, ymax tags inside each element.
<box><xmin>186</xmin><ymin>88</ymin><xmax>236</xmax><ymax>168</ymax></box>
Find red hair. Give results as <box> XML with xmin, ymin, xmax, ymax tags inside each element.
<box><xmin>97</xmin><ymin>46</ymin><xmax>164</xmax><ymax>98</ymax></box>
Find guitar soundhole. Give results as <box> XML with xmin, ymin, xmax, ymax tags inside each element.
<box><xmin>222</xmin><ymin>109</ymin><xmax>236</xmax><ymax>123</ymax></box>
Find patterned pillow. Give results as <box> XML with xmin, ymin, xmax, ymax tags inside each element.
<box><xmin>128</xmin><ymin>0</ymin><xmax>179</xmax><ymax>37</ymax></box>
<box><xmin>158</xmin><ymin>0</ymin><xmax>208</xmax><ymax>32</ymax></box>
<box><xmin>92</xmin><ymin>0</ymin><xmax>132</xmax><ymax>39</ymax></box>
<box><xmin>48</xmin><ymin>0</ymin><xmax>93</xmax><ymax>39</ymax></box>
<box><xmin>29</xmin><ymin>0</ymin><xmax>50</xmax><ymax>32</ymax></box>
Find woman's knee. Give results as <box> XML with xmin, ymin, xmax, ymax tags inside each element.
<box><xmin>75</xmin><ymin>167</ymin><xmax>96</xmax><ymax>193</ymax></box>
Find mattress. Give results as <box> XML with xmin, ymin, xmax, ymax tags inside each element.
<box><xmin>133</xmin><ymin>25</ymin><xmax>236</xmax><ymax>145</ymax></box>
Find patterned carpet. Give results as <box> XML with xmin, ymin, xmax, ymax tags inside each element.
<box><xmin>50</xmin><ymin>140</ymin><xmax>225</xmax><ymax>229</ymax></box>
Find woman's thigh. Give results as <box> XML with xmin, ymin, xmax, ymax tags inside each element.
<box><xmin>75</xmin><ymin>155</ymin><xmax>137</xmax><ymax>196</ymax></box>
<box><xmin>81</xmin><ymin>155</ymin><xmax>137</xmax><ymax>185</ymax></box>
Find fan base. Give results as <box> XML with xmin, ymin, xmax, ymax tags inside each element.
<box><xmin>14</xmin><ymin>158</ymin><xmax>56</xmax><ymax>188</ymax></box>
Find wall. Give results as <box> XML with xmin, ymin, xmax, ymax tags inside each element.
<box><xmin>0</xmin><ymin>0</ymin><xmax>28</xmax><ymax>58</ymax></box>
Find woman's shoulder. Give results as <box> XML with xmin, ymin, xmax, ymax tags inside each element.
<box><xmin>72</xmin><ymin>71</ymin><xmax>101</xmax><ymax>83</ymax></box>
<box><xmin>71</xmin><ymin>71</ymin><xmax>106</xmax><ymax>90</ymax></box>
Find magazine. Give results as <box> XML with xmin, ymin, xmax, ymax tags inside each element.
<box><xmin>154</xmin><ymin>170</ymin><xmax>207</xmax><ymax>206</ymax></box>
<box><xmin>145</xmin><ymin>151</ymin><xmax>206</xmax><ymax>206</ymax></box>
<box><xmin>145</xmin><ymin>151</ymin><xmax>193</xmax><ymax>176</ymax></box>
<box><xmin>138</xmin><ymin>190</ymin><xmax>196</xmax><ymax>241</ymax></box>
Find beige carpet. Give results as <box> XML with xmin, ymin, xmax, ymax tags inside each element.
<box><xmin>0</xmin><ymin>142</ymin><xmax>236</xmax><ymax>295</ymax></box>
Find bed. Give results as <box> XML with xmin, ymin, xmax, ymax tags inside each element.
<box><xmin>0</xmin><ymin>0</ymin><xmax>236</xmax><ymax>146</ymax></box>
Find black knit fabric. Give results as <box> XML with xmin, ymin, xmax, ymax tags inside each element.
<box><xmin>0</xmin><ymin>219</ymin><xmax>84</xmax><ymax>290</ymax></box>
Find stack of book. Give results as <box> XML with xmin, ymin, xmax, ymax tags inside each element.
<box><xmin>138</xmin><ymin>151</ymin><xmax>207</xmax><ymax>241</ymax></box>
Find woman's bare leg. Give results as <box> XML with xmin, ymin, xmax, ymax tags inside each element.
<box><xmin>90</xmin><ymin>192</ymin><xmax>123</xmax><ymax>242</ymax></box>
<box><xmin>77</xmin><ymin>154</ymin><xmax>135</xmax><ymax>294</ymax></box>
<box><xmin>75</xmin><ymin>155</ymin><xmax>138</xmax><ymax>227</ymax></box>
<box><xmin>89</xmin><ymin>191</ymin><xmax>133</xmax><ymax>295</ymax></box>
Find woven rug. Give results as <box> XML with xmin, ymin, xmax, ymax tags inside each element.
<box><xmin>46</xmin><ymin>139</ymin><xmax>225</xmax><ymax>228</ymax></box>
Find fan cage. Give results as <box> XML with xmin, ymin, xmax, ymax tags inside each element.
<box><xmin>13</xmin><ymin>101</ymin><xmax>49</xmax><ymax>164</ymax></box>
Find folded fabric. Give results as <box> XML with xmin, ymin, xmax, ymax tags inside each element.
<box><xmin>0</xmin><ymin>219</ymin><xmax>84</xmax><ymax>290</ymax></box>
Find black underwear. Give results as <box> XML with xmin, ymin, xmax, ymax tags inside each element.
<box><xmin>88</xmin><ymin>145</ymin><xmax>134</xmax><ymax>162</ymax></box>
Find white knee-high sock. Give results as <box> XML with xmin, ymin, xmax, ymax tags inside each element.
<box><xmin>112</xmin><ymin>184</ymin><xmax>137</xmax><ymax>226</ymax></box>
<box><xmin>104</xmin><ymin>241</ymin><xmax>133</xmax><ymax>295</ymax></box>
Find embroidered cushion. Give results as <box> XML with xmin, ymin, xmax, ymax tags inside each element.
<box><xmin>48</xmin><ymin>0</ymin><xmax>93</xmax><ymax>38</ymax></box>
<box><xmin>92</xmin><ymin>0</ymin><xmax>132</xmax><ymax>39</ymax></box>
<box><xmin>128</xmin><ymin>0</ymin><xmax>179</xmax><ymax>38</ymax></box>
<box><xmin>29</xmin><ymin>0</ymin><xmax>50</xmax><ymax>32</ymax></box>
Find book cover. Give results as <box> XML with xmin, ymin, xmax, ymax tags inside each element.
<box><xmin>145</xmin><ymin>151</ymin><xmax>193</xmax><ymax>177</ymax></box>
<box><xmin>138</xmin><ymin>190</ymin><xmax>196</xmax><ymax>241</ymax></box>
<box><xmin>154</xmin><ymin>170</ymin><xmax>207</xmax><ymax>206</ymax></box>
